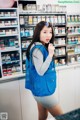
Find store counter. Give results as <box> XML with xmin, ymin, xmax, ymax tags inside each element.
<box><xmin>55</xmin><ymin>108</ymin><xmax>80</xmax><ymax>120</ymax></box>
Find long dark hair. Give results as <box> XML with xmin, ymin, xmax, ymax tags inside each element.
<box><xmin>26</xmin><ymin>21</ymin><xmax>54</xmax><ymax>59</ymax></box>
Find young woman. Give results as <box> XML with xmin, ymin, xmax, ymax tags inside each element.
<box><xmin>26</xmin><ymin>21</ymin><xmax>63</xmax><ymax>120</ymax></box>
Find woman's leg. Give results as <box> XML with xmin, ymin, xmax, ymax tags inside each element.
<box><xmin>37</xmin><ymin>103</ymin><xmax>48</xmax><ymax>120</ymax></box>
<box><xmin>48</xmin><ymin>104</ymin><xmax>63</xmax><ymax>117</ymax></box>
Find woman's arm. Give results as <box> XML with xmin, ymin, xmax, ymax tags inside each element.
<box><xmin>32</xmin><ymin>48</ymin><xmax>52</xmax><ymax>76</ymax></box>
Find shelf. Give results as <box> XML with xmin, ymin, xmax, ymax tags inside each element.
<box><xmin>19</xmin><ymin>11</ymin><xmax>67</xmax><ymax>73</ymax></box>
<box><xmin>0</xmin><ymin>8</ymin><xmax>17</xmax><ymax>10</ymax></box>
<box><xmin>19</xmin><ymin>11</ymin><xmax>66</xmax><ymax>15</ymax></box>
<box><xmin>67</xmin><ymin>43</ymin><xmax>80</xmax><ymax>47</ymax></box>
<box><xmin>2</xmin><ymin>60</ymin><xmax>20</xmax><ymax>65</ymax></box>
<box><xmin>55</xmin><ymin>44</ymin><xmax>66</xmax><ymax>47</ymax></box>
<box><xmin>0</xmin><ymin>17</ymin><xmax>18</xmax><ymax>19</ymax></box>
<box><xmin>56</xmin><ymin>63</ymin><xmax>80</xmax><ymax>70</ymax></box>
<box><xmin>22</xmin><ymin>48</ymin><xmax>28</xmax><ymax>50</ymax></box>
<box><xmin>67</xmin><ymin>22</ymin><xmax>80</xmax><ymax>27</ymax></box>
<box><xmin>54</xmin><ymin>55</ymin><xmax>66</xmax><ymax>58</ymax></box>
<box><xmin>67</xmin><ymin>14</ymin><xmax>80</xmax><ymax>70</ymax></box>
<box><xmin>55</xmin><ymin>34</ymin><xmax>66</xmax><ymax>37</ymax></box>
<box><xmin>68</xmin><ymin>61</ymin><xmax>80</xmax><ymax>65</ymax></box>
<box><xmin>20</xmin><ymin>24</ymin><xmax>36</xmax><ymax>27</ymax></box>
<box><xmin>54</xmin><ymin>24</ymin><xmax>66</xmax><ymax>26</ymax></box>
<box><xmin>0</xmin><ymin>47</ymin><xmax>19</xmax><ymax>52</ymax></box>
<box><xmin>0</xmin><ymin>34</ymin><xmax>18</xmax><ymax>37</ymax></box>
<box><xmin>0</xmin><ymin>73</ymin><xmax>25</xmax><ymax>82</ymax></box>
<box><xmin>68</xmin><ymin>33</ymin><xmax>80</xmax><ymax>36</ymax></box>
<box><xmin>68</xmin><ymin>52</ymin><xmax>80</xmax><ymax>56</ymax></box>
<box><xmin>21</xmin><ymin>36</ymin><xmax>32</xmax><ymax>39</ymax></box>
<box><xmin>0</xmin><ymin>25</ymin><xmax>18</xmax><ymax>28</ymax></box>
<box><xmin>1</xmin><ymin>8</ymin><xmax>77</xmax><ymax>80</ymax></box>
<box><xmin>20</xmin><ymin>24</ymin><xmax>66</xmax><ymax>27</ymax></box>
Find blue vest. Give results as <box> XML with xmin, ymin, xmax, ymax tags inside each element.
<box><xmin>25</xmin><ymin>44</ymin><xmax>56</xmax><ymax>96</ymax></box>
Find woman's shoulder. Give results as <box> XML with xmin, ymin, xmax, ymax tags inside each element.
<box><xmin>31</xmin><ymin>42</ymin><xmax>45</xmax><ymax>55</ymax></box>
<box><xmin>31</xmin><ymin>42</ymin><xmax>44</xmax><ymax>50</ymax></box>
<box><xmin>31</xmin><ymin>42</ymin><xmax>43</xmax><ymax>48</ymax></box>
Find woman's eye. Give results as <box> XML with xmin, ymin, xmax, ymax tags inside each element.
<box><xmin>44</xmin><ymin>32</ymin><xmax>46</xmax><ymax>33</ymax></box>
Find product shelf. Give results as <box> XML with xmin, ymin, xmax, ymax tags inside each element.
<box><xmin>0</xmin><ymin>34</ymin><xmax>19</xmax><ymax>37</ymax></box>
<box><xmin>0</xmin><ymin>8</ymin><xmax>22</xmax><ymax>80</ymax></box>
<box><xmin>0</xmin><ymin>47</ymin><xmax>19</xmax><ymax>52</ymax></box>
<box><xmin>0</xmin><ymin>72</ymin><xmax>25</xmax><ymax>82</ymax></box>
<box><xmin>0</xmin><ymin>8</ymin><xmax>18</xmax><ymax>10</ymax></box>
<box><xmin>67</xmin><ymin>14</ymin><xmax>80</xmax><ymax>65</ymax></box>
<box><xmin>55</xmin><ymin>34</ymin><xmax>66</xmax><ymax>37</ymax></box>
<box><xmin>19</xmin><ymin>12</ymin><xmax>67</xmax><ymax>71</ymax></box>
<box><xmin>68</xmin><ymin>33</ymin><xmax>80</xmax><ymax>36</ymax></box>
<box><xmin>67</xmin><ymin>22</ymin><xmax>80</xmax><ymax>27</ymax></box>
<box><xmin>1</xmin><ymin>5</ymin><xmax>80</xmax><ymax>80</ymax></box>
<box><xmin>0</xmin><ymin>17</ymin><xmax>18</xmax><ymax>19</ymax></box>
<box><xmin>55</xmin><ymin>44</ymin><xmax>66</xmax><ymax>47</ymax></box>
<box><xmin>67</xmin><ymin>43</ymin><xmax>80</xmax><ymax>47</ymax></box>
<box><xmin>19</xmin><ymin>11</ymin><xmax>66</xmax><ymax>15</ymax></box>
<box><xmin>67</xmin><ymin>52</ymin><xmax>80</xmax><ymax>56</ymax></box>
<box><xmin>0</xmin><ymin>25</ymin><xmax>18</xmax><ymax>29</ymax></box>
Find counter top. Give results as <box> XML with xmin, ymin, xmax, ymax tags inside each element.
<box><xmin>0</xmin><ymin>63</ymin><xmax>80</xmax><ymax>83</ymax></box>
<box><xmin>55</xmin><ymin>108</ymin><xmax>80</xmax><ymax>120</ymax></box>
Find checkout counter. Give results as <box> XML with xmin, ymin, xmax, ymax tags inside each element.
<box><xmin>55</xmin><ymin>108</ymin><xmax>80</xmax><ymax>120</ymax></box>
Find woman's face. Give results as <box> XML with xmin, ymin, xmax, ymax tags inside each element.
<box><xmin>40</xmin><ymin>26</ymin><xmax>52</xmax><ymax>44</ymax></box>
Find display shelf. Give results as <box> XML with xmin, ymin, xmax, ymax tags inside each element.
<box><xmin>67</xmin><ymin>43</ymin><xmax>80</xmax><ymax>47</ymax></box>
<box><xmin>67</xmin><ymin>61</ymin><xmax>80</xmax><ymax>65</ymax></box>
<box><xmin>55</xmin><ymin>44</ymin><xmax>66</xmax><ymax>47</ymax></box>
<box><xmin>0</xmin><ymin>34</ymin><xmax>19</xmax><ymax>37</ymax></box>
<box><xmin>0</xmin><ymin>52</ymin><xmax>2</xmax><ymax>78</ymax></box>
<box><xmin>19</xmin><ymin>11</ymin><xmax>66</xmax><ymax>15</ymax></box>
<box><xmin>54</xmin><ymin>55</ymin><xmax>66</xmax><ymax>58</ymax></box>
<box><xmin>20</xmin><ymin>24</ymin><xmax>36</xmax><ymax>27</ymax></box>
<box><xmin>0</xmin><ymin>26</ymin><xmax>18</xmax><ymax>29</ymax></box>
<box><xmin>0</xmin><ymin>8</ymin><xmax>17</xmax><ymax>10</ymax></box>
<box><xmin>2</xmin><ymin>60</ymin><xmax>20</xmax><ymax>65</ymax></box>
<box><xmin>53</xmin><ymin>24</ymin><xmax>66</xmax><ymax>26</ymax></box>
<box><xmin>67</xmin><ymin>14</ymin><xmax>80</xmax><ymax>65</ymax></box>
<box><xmin>67</xmin><ymin>23</ymin><xmax>80</xmax><ymax>27</ymax></box>
<box><xmin>1</xmin><ymin>6</ymin><xmax>80</xmax><ymax>80</ymax></box>
<box><xmin>67</xmin><ymin>52</ymin><xmax>80</xmax><ymax>56</ymax></box>
<box><xmin>19</xmin><ymin>12</ymin><xmax>67</xmax><ymax>71</ymax></box>
<box><xmin>0</xmin><ymin>17</ymin><xmax>18</xmax><ymax>19</ymax></box>
<box><xmin>21</xmin><ymin>36</ymin><xmax>32</xmax><ymax>39</ymax></box>
<box><xmin>0</xmin><ymin>73</ymin><xmax>25</xmax><ymax>82</ymax></box>
<box><xmin>67</xmin><ymin>14</ymin><xmax>80</xmax><ymax>23</ymax></box>
<box><xmin>55</xmin><ymin>34</ymin><xmax>66</xmax><ymax>37</ymax></box>
<box><xmin>68</xmin><ymin>33</ymin><xmax>80</xmax><ymax>36</ymax></box>
<box><xmin>0</xmin><ymin>47</ymin><xmax>19</xmax><ymax>52</ymax></box>
<box><xmin>0</xmin><ymin>8</ymin><xmax>22</xmax><ymax>79</ymax></box>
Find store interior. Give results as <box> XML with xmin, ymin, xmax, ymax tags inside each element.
<box><xmin>0</xmin><ymin>0</ymin><xmax>80</xmax><ymax>120</ymax></box>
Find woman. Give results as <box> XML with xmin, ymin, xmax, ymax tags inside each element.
<box><xmin>26</xmin><ymin>21</ymin><xmax>63</xmax><ymax>120</ymax></box>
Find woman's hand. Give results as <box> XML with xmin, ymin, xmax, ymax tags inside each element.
<box><xmin>48</xmin><ymin>43</ymin><xmax>55</xmax><ymax>57</ymax></box>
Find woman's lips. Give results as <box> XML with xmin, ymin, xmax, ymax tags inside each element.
<box><xmin>46</xmin><ymin>39</ymin><xmax>50</xmax><ymax>42</ymax></box>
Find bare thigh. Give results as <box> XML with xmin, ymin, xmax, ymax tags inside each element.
<box><xmin>37</xmin><ymin>103</ymin><xmax>48</xmax><ymax>120</ymax></box>
<box><xmin>48</xmin><ymin>104</ymin><xmax>63</xmax><ymax>117</ymax></box>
